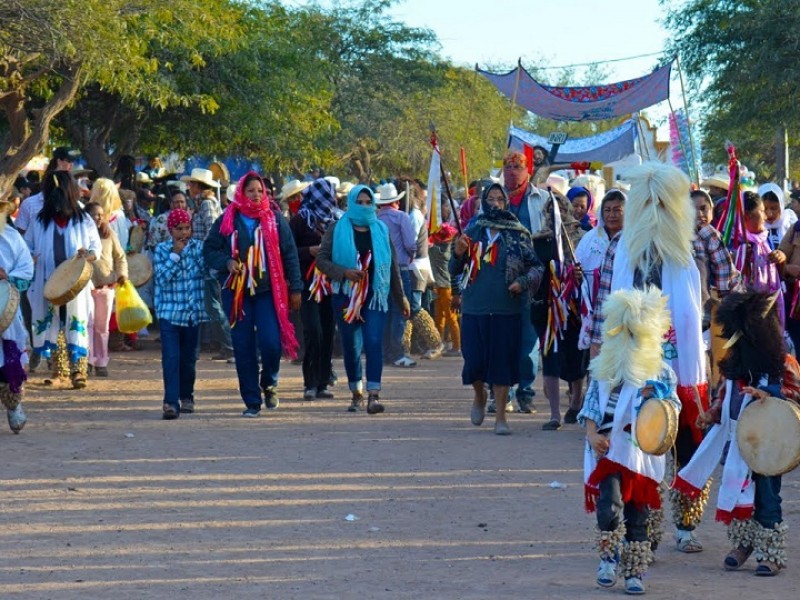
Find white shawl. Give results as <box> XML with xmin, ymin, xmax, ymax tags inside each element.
<box><xmin>0</xmin><ymin>227</ymin><xmax>34</xmax><ymax>365</ymax></box>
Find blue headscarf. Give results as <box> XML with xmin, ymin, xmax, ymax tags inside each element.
<box><xmin>331</xmin><ymin>185</ymin><xmax>392</xmax><ymax>311</ymax></box>
<box><xmin>567</xmin><ymin>186</ymin><xmax>594</xmax><ymax>228</ymax></box>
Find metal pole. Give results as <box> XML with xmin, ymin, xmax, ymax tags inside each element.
<box><xmin>676</xmin><ymin>56</ymin><xmax>700</xmax><ymax>185</ymax></box>
<box><xmin>509</xmin><ymin>58</ymin><xmax>522</xmax><ymax>127</ymax></box>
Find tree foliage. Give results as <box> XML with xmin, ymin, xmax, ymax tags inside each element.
<box><xmin>663</xmin><ymin>0</ymin><xmax>800</xmax><ymax>179</ymax></box>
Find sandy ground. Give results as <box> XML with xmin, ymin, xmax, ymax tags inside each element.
<box><xmin>2</xmin><ymin>340</ymin><xmax>799</xmax><ymax>600</ymax></box>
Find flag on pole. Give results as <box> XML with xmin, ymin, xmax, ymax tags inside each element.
<box><xmin>427</xmin><ymin>137</ymin><xmax>443</xmax><ymax>234</ymax></box>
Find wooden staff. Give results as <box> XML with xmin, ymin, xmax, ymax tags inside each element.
<box><xmin>429</xmin><ymin>123</ymin><xmax>463</xmax><ymax>236</ymax></box>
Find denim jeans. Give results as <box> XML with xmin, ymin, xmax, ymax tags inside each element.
<box><xmin>300</xmin><ymin>293</ymin><xmax>334</xmax><ymax>391</ymax></box>
<box><xmin>205</xmin><ymin>276</ymin><xmax>233</xmax><ymax>352</ymax></box>
<box><xmin>596</xmin><ymin>472</ymin><xmax>648</xmax><ymax>542</ymax></box>
<box><xmin>159</xmin><ymin>319</ymin><xmax>200</xmax><ymax>409</ymax></box>
<box><xmin>334</xmin><ymin>293</ymin><xmax>386</xmax><ymax>392</ymax></box>
<box><xmin>221</xmin><ymin>289</ymin><xmax>282</xmax><ymax>409</ymax></box>
<box><xmin>516</xmin><ymin>302</ymin><xmax>540</xmax><ymax>400</ymax></box>
<box><xmin>753</xmin><ymin>472</ymin><xmax>782</xmax><ymax>529</ymax></box>
<box><xmin>385</xmin><ymin>269</ymin><xmax>421</xmax><ymax>362</ymax></box>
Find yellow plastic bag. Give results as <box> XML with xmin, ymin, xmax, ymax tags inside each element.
<box><xmin>116</xmin><ymin>281</ymin><xmax>153</xmax><ymax>333</ymax></box>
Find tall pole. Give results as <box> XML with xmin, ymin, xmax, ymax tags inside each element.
<box><xmin>676</xmin><ymin>56</ymin><xmax>700</xmax><ymax>186</ymax></box>
<box><xmin>509</xmin><ymin>58</ymin><xmax>522</xmax><ymax>128</ymax></box>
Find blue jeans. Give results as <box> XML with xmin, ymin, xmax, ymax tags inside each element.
<box><xmin>204</xmin><ymin>276</ymin><xmax>233</xmax><ymax>352</ymax></box>
<box><xmin>753</xmin><ymin>473</ymin><xmax>782</xmax><ymax>529</ymax></box>
<box><xmin>222</xmin><ymin>290</ymin><xmax>282</xmax><ymax>409</ymax></box>
<box><xmin>334</xmin><ymin>293</ymin><xmax>386</xmax><ymax>392</ymax></box>
<box><xmin>385</xmin><ymin>269</ymin><xmax>421</xmax><ymax>362</ymax></box>
<box><xmin>516</xmin><ymin>302</ymin><xmax>539</xmax><ymax>399</ymax></box>
<box><xmin>159</xmin><ymin>319</ymin><xmax>200</xmax><ymax>409</ymax></box>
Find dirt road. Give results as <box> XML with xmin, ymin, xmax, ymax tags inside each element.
<box><xmin>2</xmin><ymin>346</ymin><xmax>798</xmax><ymax>599</ymax></box>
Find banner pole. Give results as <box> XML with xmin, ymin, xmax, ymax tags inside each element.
<box><xmin>509</xmin><ymin>58</ymin><xmax>522</xmax><ymax>127</ymax></box>
<box><xmin>676</xmin><ymin>56</ymin><xmax>700</xmax><ymax>185</ymax></box>
<box><xmin>668</xmin><ymin>99</ymin><xmax>693</xmax><ymax>181</ymax></box>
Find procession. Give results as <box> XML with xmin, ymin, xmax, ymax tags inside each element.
<box><xmin>3</xmin><ymin>0</ymin><xmax>800</xmax><ymax>598</ymax></box>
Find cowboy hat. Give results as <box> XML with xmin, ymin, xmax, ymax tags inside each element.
<box><xmin>546</xmin><ymin>174</ymin><xmax>569</xmax><ymax>197</ymax></box>
<box><xmin>375</xmin><ymin>182</ymin><xmax>405</xmax><ymax>205</ymax></box>
<box><xmin>336</xmin><ymin>181</ymin><xmax>354</xmax><ymax>197</ymax></box>
<box><xmin>135</xmin><ymin>171</ymin><xmax>152</xmax><ymax>184</ymax></box>
<box><xmin>700</xmin><ymin>168</ymin><xmax>730</xmax><ymax>191</ymax></box>
<box><xmin>180</xmin><ymin>168</ymin><xmax>221</xmax><ymax>189</ymax></box>
<box><xmin>279</xmin><ymin>179</ymin><xmax>311</xmax><ymax>200</ymax></box>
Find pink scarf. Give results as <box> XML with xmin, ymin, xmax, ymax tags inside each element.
<box><xmin>739</xmin><ymin>229</ymin><xmax>784</xmax><ymax>326</ymax></box>
<box><xmin>220</xmin><ymin>172</ymin><xmax>299</xmax><ymax>359</ymax></box>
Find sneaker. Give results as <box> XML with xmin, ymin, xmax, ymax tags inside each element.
<box><xmin>443</xmin><ymin>349</ymin><xmax>462</xmax><ymax>358</ymax></box>
<box><xmin>315</xmin><ymin>388</ymin><xmax>334</xmax><ymax>399</ymax></box>
<box><xmin>366</xmin><ymin>393</ymin><xmax>385</xmax><ymax>414</ymax></box>
<box><xmin>392</xmin><ymin>356</ymin><xmax>417</xmax><ymax>368</ymax></box>
<box><xmin>517</xmin><ymin>397</ymin><xmax>538</xmax><ymax>414</ymax></box>
<box><xmin>162</xmin><ymin>404</ymin><xmax>180</xmax><ymax>420</ymax></box>
<box><xmin>7</xmin><ymin>405</ymin><xmax>26</xmax><ymax>433</ymax></box>
<box><xmin>95</xmin><ymin>366</ymin><xmax>109</xmax><ymax>378</ymax></box>
<box><xmin>422</xmin><ymin>344</ymin><xmax>445</xmax><ymax>359</ymax></box>
<box><xmin>180</xmin><ymin>399</ymin><xmax>195</xmax><ymax>414</ymax></box>
<box><xmin>624</xmin><ymin>576</ymin><xmax>645</xmax><ymax>595</ymax></box>
<box><xmin>242</xmin><ymin>407</ymin><xmax>261</xmax><ymax>418</ymax></box>
<box><xmin>596</xmin><ymin>558</ymin><xmax>618</xmax><ymax>588</ymax></box>
<box><xmin>328</xmin><ymin>370</ymin><xmax>339</xmax><ymax>387</ymax></box>
<box><xmin>264</xmin><ymin>387</ymin><xmax>280</xmax><ymax>410</ymax></box>
<box><xmin>303</xmin><ymin>388</ymin><xmax>317</xmax><ymax>401</ymax></box>
<box><xmin>564</xmin><ymin>407</ymin><xmax>579</xmax><ymax>424</ymax></box>
<box><xmin>347</xmin><ymin>392</ymin><xmax>364</xmax><ymax>412</ymax></box>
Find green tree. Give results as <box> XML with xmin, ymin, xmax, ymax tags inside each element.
<box><xmin>663</xmin><ymin>0</ymin><xmax>800</xmax><ymax>180</ymax></box>
<box><xmin>0</xmin><ymin>0</ymin><xmax>245</xmax><ymax>197</ymax></box>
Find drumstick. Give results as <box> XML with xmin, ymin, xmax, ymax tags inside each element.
<box><xmin>691</xmin><ymin>385</ymin><xmax>707</xmax><ymax>420</ymax></box>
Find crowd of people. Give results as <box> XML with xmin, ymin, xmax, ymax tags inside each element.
<box><xmin>2</xmin><ymin>146</ymin><xmax>800</xmax><ymax>594</ymax></box>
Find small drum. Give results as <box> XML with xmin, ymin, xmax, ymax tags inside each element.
<box><xmin>128</xmin><ymin>225</ymin><xmax>146</xmax><ymax>254</ymax></box>
<box><xmin>635</xmin><ymin>398</ymin><xmax>679</xmax><ymax>456</ymax></box>
<box><xmin>737</xmin><ymin>397</ymin><xmax>800</xmax><ymax>476</ymax></box>
<box><xmin>44</xmin><ymin>256</ymin><xmax>93</xmax><ymax>306</ymax></box>
<box><xmin>0</xmin><ymin>280</ymin><xmax>20</xmax><ymax>335</ymax></box>
<box><xmin>127</xmin><ymin>254</ymin><xmax>153</xmax><ymax>287</ymax></box>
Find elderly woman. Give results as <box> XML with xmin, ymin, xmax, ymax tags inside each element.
<box><xmin>567</xmin><ymin>186</ymin><xmax>595</xmax><ymax>231</ymax></box>
<box><xmin>204</xmin><ymin>172</ymin><xmax>303</xmax><ymax>417</ymax></box>
<box><xmin>25</xmin><ymin>171</ymin><xmax>101</xmax><ymax>388</ymax></box>
<box><xmin>316</xmin><ymin>185</ymin><xmax>408</xmax><ymax>415</ymax></box>
<box><xmin>450</xmin><ymin>183</ymin><xmax>543</xmax><ymax>435</ymax></box>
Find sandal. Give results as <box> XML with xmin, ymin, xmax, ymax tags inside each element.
<box><xmin>755</xmin><ymin>560</ymin><xmax>781</xmax><ymax>577</ymax></box>
<box><xmin>724</xmin><ymin>545</ymin><xmax>753</xmax><ymax>570</ymax></box>
<box><xmin>676</xmin><ymin>529</ymin><xmax>703</xmax><ymax>553</ymax></box>
<box><xmin>71</xmin><ymin>374</ymin><xmax>87</xmax><ymax>390</ymax></box>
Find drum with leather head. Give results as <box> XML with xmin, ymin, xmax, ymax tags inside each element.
<box><xmin>737</xmin><ymin>396</ymin><xmax>800</xmax><ymax>476</ymax></box>
<box><xmin>44</xmin><ymin>256</ymin><xmax>93</xmax><ymax>306</ymax></box>
<box><xmin>0</xmin><ymin>280</ymin><xmax>20</xmax><ymax>335</ymax></box>
<box><xmin>128</xmin><ymin>225</ymin><xmax>146</xmax><ymax>254</ymax></box>
<box><xmin>127</xmin><ymin>253</ymin><xmax>153</xmax><ymax>287</ymax></box>
<box><xmin>635</xmin><ymin>398</ymin><xmax>679</xmax><ymax>456</ymax></box>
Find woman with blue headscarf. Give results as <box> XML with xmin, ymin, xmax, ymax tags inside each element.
<box><xmin>449</xmin><ymin>183</ymin><xmax>544</xmax><ymax>435</ymax></box>
<box><xmin>290</xmin><ymin>178</ymin><xmax>338</xmax><ymax>401</ymax></box>
<box><xmin>316</xmin><ymin>185</ymin><xmax>408</xmax><ymax>414</ymax></box>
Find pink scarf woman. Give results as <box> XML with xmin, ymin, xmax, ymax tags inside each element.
<box><xmin>220</xmin><ymin>171</ymin><xmax>299</xmax><ymax>358</ymax></box>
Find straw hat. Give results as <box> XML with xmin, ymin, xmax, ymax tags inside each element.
<box><xmin>375</xmin><ymin>182</ymin><xmax>405</xmax><ymax>205</ymax></box>
<box><xmin>136</xmin><ymin>171</ymin><xmax>152</xmax><ymax>184</ymax></box>
<box><xmin>279</xmin><ymin>179</ymin><xmax>311</xmax><ymax>200</ymax></box>
<box><xmin>336</xmin><ymin>181</ymin><xmax>354</xmax><ymax>198</ymax></box>
<box><xmin>180</xmin><ymin>168</ymin><xmax>221</xmax><ymax>189</ymax></box>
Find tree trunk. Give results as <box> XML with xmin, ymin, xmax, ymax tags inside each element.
<box><xmin>0</xmin><ymin>65</ymin><xmax>83</xmax><ymax>200</ymax></box>
<box><xmin>776</xmin><ymin>125</ymin><xmax>788</xmax><ymax>190</ymax></box>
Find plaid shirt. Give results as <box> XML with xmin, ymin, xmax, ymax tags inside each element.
<box><xmin>154</xmin><ymin>238</ymin><xmax>209</xmax><ymax>327</ymax></box>
<box><xmin>192</xmin><ymin>193</ymin><xmax>221</xmax><ymax>242</ymax></box>
<box><xmin>589</xmin><ymin>234</ymin><xmax>620</xmax><ymax>345</ymax></box>
<box><xmin>578</xmin><ymin>362</ymin><xmax>678</xmax><ymax>431</ymax></box>
<box><xmin>693</xmin><ymin>225</ymin><xmax>741</xmax><ymax>296</ymax></box>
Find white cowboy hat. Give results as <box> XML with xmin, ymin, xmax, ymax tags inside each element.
<box><xmin>546</xmin><ymin>174</ymin><xmax>569</xmax><ymax>197</ymax></box>
<box><xmin>279</xmin><ymin>179</ymin><xmax>311</xmax><ymax>200</ymax></box>
<box><xmin>336</xmin><ymin>181</ymin><xmax>354</xmax><ymax>198</ymax></box>
<box><xmin>375</xmin><ymin>182</ymin><xmax>405</xmax><ymax>205</ymax></box>
<box><xmin>136</xmin><ymin>171</ymin><xmax>152</xmax><ymax>184</ymax></box>
<box><xmin>324</xmin><ymin>176</ymin><xmax>341</xmax><ymax>189</ymax></box>
<box><xmin>180</xmin><ymin>167</ymin><xmax>221</xmax><ymax>189</ymax></box>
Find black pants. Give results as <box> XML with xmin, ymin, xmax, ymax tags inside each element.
<box><xmin>301</xmin><ymin>294</ymin><xmax>334</xmax><ymax>391</ymax></box>
<box><xmin>596</xmin><ymin>472</ymin><xmax>649</xmax><ymax>542</ymax></box>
